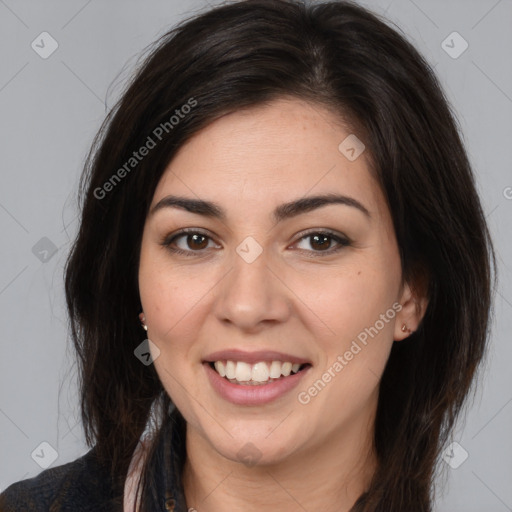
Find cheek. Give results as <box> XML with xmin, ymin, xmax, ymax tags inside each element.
<box><xmin>296</xmin><ymin>264</ymin><xmax>399</xmax><ymax>341</ymax></box>
<box><xmin>296</xmin><ymin>269</ymin><xmax>398</xmax><ymax>420</ymax></box>
<box><xmin>139</xmin><ymin>240</ymin><xmax>206</xmax><ymax>335</ymax></box>
<box><xmin>138</xmin><ymin>253</ymin><xmax>223</xmax><ymax>394</ymax></box>
<box><xmin>301</xmin><ymin>268</ymin><xmax>400</xmax><ymax>409</ymax></box>
<box><xmin>140</xmin><ymin>266</ymin><xmax>210</xmax><ymax>405</ymax></box>
<box><xmin>142</xmin><ymin>275</ymin><xmax>207</xmax><ymax>351</ymax></box>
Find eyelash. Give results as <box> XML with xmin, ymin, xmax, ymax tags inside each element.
<box><xmin>160</xmin><ymin>228</ymin><xmax>351</xmax><ymax>258</ymax></box>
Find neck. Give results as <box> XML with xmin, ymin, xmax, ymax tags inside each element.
<box><xmin>182</xmin><ymin>407</ymin><xmax>377</xmax><ymax>512</ymax></box>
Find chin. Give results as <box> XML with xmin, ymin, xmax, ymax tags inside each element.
<box><xmin>201</xmin><ymin>424</ymin><xmax>301</xmax><ymax>468</ymax></box>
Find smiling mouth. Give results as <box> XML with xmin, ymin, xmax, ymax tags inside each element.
<box><xmin>207</xmin><ymin>360</ymin><xmax>311</xmax><ymax>386</ymax></box>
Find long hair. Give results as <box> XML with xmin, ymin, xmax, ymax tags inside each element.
<box><xmin>64</xmin><ymin>1</ymin><xmax>497</xmax><ymax>510</ymax></box>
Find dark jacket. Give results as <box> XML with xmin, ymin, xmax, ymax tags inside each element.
<box><xmin>0</xmin><ymin>447</ymin><xmax>121</xmax><ymax>511</ymax></box>
<box><xmin>0</xmin><ymin>409</ymin><xmax>188</xmax><ymax>511</ymax></box>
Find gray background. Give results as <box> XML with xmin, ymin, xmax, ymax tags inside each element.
<box><xmin>0</xmin><ymin>0</ymin><xmax>511</xmax><ymax>510</ymax></box>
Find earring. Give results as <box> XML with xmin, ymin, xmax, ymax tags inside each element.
<box><xmin>139</xmin><ymin>312</ymin><xmax>148</xmax><ymax>331</ymax></box>
<box><xmin>401</xmin><ymin>324</ymin><xmax>407</xmax><ymax>332</ymax></box>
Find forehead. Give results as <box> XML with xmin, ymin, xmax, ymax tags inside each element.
<box><xmin>152</xmin><ymin>97</ymin><xmax>387</xmax><ymax>222</ymax></box>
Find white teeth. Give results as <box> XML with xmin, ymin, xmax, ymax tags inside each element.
<box><xmin>225</xmin><ymin>360</ymin><xmax>236</xmax><ymax>380</ymax></box>
<box><xmin>251</xmin><ymin>362</ymin><xmax>270</xmax><ymax>382</ymax></box>
<box><xmin>269</xmin><ymin>361</ymin><xmax>282</xmax><ymax>379</ymax></box>
<box><xmin>235</xmin><ymin>361</ymin><xmax>252</xmax><ymax>382</ymax></box>
<box><xmin>211</xmin><ymin>360</ymin><xmax>305</xmax><ymax>383</ymax></box>
<box><xmin>214</xmin><ymin>361</ymin><xmax>226</xmax><ymax>377</ymax></box>
<box><xmin>281</xmin><ymin>362</ymin><xmax>292</xmax><ymax>377</ymax></box>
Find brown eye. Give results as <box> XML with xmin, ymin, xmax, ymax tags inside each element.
<box><xmin>294</xmin><ymin>230</ymin><xmax>351</xmax><ymax>256</ymax></box>
<box><xmin>309</xmin><ymin>234</ymin><xmax>332</xmax><ymax>251</ymax></box>
<box><xmin>185</xmin><ymin>233</ymin><xmax>209</xmax><ymax>250</ymax></box>
<box><xmin>162</xmin><ymin>229</ymin><xmax>219</xmax><ymax>257</ymax></box>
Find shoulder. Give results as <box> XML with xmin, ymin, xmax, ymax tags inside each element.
<box><xmin>0</xmin><ymin>447</ymin><xmax>121</xmax><ymax>512</ymax></box>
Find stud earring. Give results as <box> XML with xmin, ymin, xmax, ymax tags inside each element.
<box><xmin>401</xmin><ymin>324</ymin><xmax>407</xmax><ymax>332</ymax></box>
<box><xmin>139</xmin><ymin>312</ymin><xmax>148</xmax><ymax>331</ymax></box>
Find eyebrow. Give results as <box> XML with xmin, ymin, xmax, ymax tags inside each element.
<box><xmin>150</xmin><ymin>193</ymin><xmax>371</xmax><ymax>222</ymax></box>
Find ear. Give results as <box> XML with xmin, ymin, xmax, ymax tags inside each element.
<box><xmin>393</xmin><ymin>271</ymin><xmax>429</xmax><ymax>341</ymax></box>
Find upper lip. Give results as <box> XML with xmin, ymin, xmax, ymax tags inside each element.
<box><xmin>203</xmin><ymin>349</ymin><xmax>312</xmax><ymax>365</ymax></box>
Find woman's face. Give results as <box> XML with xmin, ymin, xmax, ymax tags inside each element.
<box><xmin>138</xmin><ymin>97</ymin><xmax>422</xmax><ymax>467</ymax></box>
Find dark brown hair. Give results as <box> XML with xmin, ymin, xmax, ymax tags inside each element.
<box><xmin>64</xmin><ymin>0</ymin><xmax>497</xmax><ymax>510</ymax></box>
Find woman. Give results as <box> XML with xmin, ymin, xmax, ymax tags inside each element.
<box><xmin>0</xmin><ymin>0</ymin><xmax>496</xmax><ymax>510</ymax></box>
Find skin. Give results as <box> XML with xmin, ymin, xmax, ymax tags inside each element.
<box><xmin>137</xmin><ymin>96</ymin><xmax>428</xmax><ymax>512</ymax></box>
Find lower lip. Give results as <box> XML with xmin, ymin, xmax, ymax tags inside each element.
<box><xmin>203</xmin><ymin>362</ymin><xmax>311</xmax><ymax>406</ymax></box>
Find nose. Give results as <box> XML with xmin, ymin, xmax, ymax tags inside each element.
<box><xmin>213</xmin><ymin>246</ymin><xmax>292</xmax><ymax>333</ymax></box>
